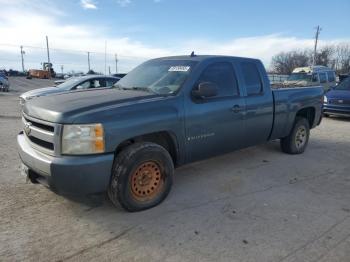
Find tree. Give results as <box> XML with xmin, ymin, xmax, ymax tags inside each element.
<box><xmin>334</xmin><ymin>44</ymin><xmax>350</xmax><ymax>74</ymax></box>
<box><xmin>271</xmin><ymin>50</ymin><xmax>309</xmax><ymax>74</ymax></box>
<box><xmin>270</xmin><ymin>43</ymin><xmax>350</xmax><ymax>75</ymax></box>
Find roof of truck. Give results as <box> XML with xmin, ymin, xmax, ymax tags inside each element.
<box><xmin>152</xmin><ymin>55</ymin><xmax>259</xmax><ymax>62</ymax></box>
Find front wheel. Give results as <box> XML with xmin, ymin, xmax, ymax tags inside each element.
<box><xmin>108</xmin><ymin>142</ymin><xmax>174</xmax><ymax>212</ymax></box>
<box><xmin>280</xmin><ymin>117</ymin><xmax>310</xmax><ymax>154</ymax></box>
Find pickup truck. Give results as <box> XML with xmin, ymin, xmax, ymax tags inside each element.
<box><xmin>17</xmin><ymin>55</ymin><xmax>323</xmax><ymax>212</ymax></box>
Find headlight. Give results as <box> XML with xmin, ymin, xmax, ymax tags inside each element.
<box><xmin>324</xmin><ymin>96</ymin><xmax>328</xmax><ymax>103</ymax></box>
<box><xmin>62</xmin><ymin>124</ymin><xmax>105</xmax><ymax>155</ymax></box>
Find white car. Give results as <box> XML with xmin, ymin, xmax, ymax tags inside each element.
<box><xmin>19</xmin><ymin>75</ymin><xmax>120</xmax><ymax>105</ymax></box>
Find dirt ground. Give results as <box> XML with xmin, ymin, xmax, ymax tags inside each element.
<box><xmin>1</xmin><ymin>77</ymin><xmax>350</xmax><ymax>262</ymax></box>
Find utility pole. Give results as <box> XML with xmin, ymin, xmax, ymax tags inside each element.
<box><xmin>46</xmin><ymin>36</ymin><xmax>50</xmax><ymax>64</ymax></box>
<box><xmin>104</xmin><ymin>41</ymin><xmax>107</xmax><ymax>75</ymax></box>
<box><xmin>108</xmin><ymin>66</ymin><xmax>111</xmax><ymax>75</ymax></box>
<box><xmin>61</xmin><ymin>65</ymin><xmax>64</xmax><ymax>75</ymax></box>
<box><xmin>46</xmin><ymin>35</ymin><xmax>51</xmax><ymax>78</ymax></box>
<box><xmin>312</xmin><ymin>26</ymin><xmax>321</xmax><ymax>66</ymax></box>
<box><xmin>115</xmin><ymin>54</ymin><xmax>118</xmax><ymax>73</ymax></box>
<box><xmin>87</xmin><ymin>52</ymin><xmax>91</xmax><ymax>72</ymax></box>
<box><xmin>20</xmin><ymin>46</ymin><xmax>25</xmax><ymax>72</ymax></box>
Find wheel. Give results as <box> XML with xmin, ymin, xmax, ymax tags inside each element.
<box><xmin>108</xmin><ymin>142</ymin><xmax>174</xmax><ymax>212</ymax></box>
<box><xmin>280</xmin><ymin>117</ymin><xmax>310</xmax><ymax>154</ymax></box>
<box><xmin>324</xmin><ymin>113</ymin><xmax>330</xmax><ymax>117</ymax></box>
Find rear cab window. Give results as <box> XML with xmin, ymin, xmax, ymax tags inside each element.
<box><xmin>241</xmin><ymin>62</ymin><xmax>263</xmax><ymax>96</ymax></box>
<box><xmin>319</xmin><ymin>72</ymin><xmax>327</xmax><ymax>83</ymax></box>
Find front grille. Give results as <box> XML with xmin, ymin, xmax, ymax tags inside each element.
<box><xmin>22</xmin><ymin>114</ymin><xmax>57</xmax><ymax>155</ymax></box>
<box><xmin>24</xmin><ymin>116</ymin><xmax>54</xmax><ymax>132</ymax></box>
<box><xmin>329</xmin><ymin>99</ymin><xmax>350</xmax><ymax>105</ymax></box>
<box><xmin>27</xmin><ymin>136</ymin><xmax>54</xmax><ymax>150</ymax></box>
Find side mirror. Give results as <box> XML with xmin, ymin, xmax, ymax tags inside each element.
<box><xmin>192</xmin><ymin>82</ymin><xmax>218</xmax><ymax>99</ymax></box>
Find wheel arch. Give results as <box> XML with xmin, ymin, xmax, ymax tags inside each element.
<box><xmin>295</xmin><ymin>107</ymin><xmax>316</xmax><ymax>127</ymax></box>
<box><xmin>114</xmin><ymin>131</ymin><xmax>180</xmax><ymax>166</ymax></box>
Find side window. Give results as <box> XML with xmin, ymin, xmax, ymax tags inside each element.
<box><xmin>77</xmin><ymin>80</ymin><xmax>91</xmax><ymax>89</ymax></box>
<box><xmin>241</xmin><ymin>62</ymin><xmax>263</xmax><ymax>95</ymax></box>
<box><xmin>95</xmin><ymin>79</ymin><xmax>106</xmax><ymax>88</ymax></box>
<box><xmin>197</xmin><ymin>62</ymin><xmax>239</xmax><ymax>97</ymax></box>
<box><xmin>106</xmin><ymin>79</ymin><xmax>117</xmax><ymax>87</ymax></box>
<box><xmin>319</xmin><ymin>72</ymin><xmax>327</xmax><ymax>83</ymax></box>
<box><xmin>327</xmin><ymin>72</ymin><xmax>335</xmax><ymax>82</ymax></box>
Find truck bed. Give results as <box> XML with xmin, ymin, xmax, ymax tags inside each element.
<box><xmin>270</xmin><ymin>86</ymin><xmax>324</xmax><ymax>140</ymax></box>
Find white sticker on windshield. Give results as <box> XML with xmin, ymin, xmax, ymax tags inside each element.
<box><xmin>168</xmin><ymin>66</ymin><xmax>190</xmax><ymax>72</ymax></box>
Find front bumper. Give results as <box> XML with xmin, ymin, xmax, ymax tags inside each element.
<box><xmin>17</xmin><ymin>132</ymin><xmax>114</xmax><ymax>194</ymax></box>
<box><xmin>323</xmin><ymin>104</ymin><xmax>350</xmax><ymax>116</ymax></box>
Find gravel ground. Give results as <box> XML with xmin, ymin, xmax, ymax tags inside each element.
<box><xmin>1</xmin><ymin>77</ymin><xmax>350</xmax><ymax>262</ymax></box>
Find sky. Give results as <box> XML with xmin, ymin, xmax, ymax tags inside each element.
<box><xmin>0</xmin><ymin>0</ymin><xmax>349</xmax><ymax>73</ymax></box>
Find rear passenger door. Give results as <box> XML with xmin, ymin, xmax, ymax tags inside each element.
<box><xmin>185</xmin><ymin>61</ymin><xmax>246</xmax><ymax>162</ymax></box>
<box><xmin>238</xmin><ymin>61</ymin><xmax>274</xmax><ymax>146</ymax></box>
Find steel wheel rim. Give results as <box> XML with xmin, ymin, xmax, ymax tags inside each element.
<box><xmin>295</xmin><ymin>126</ymin><xmax>307</xmax><ymax>149</ymax></box>
<box><xmin>130</xmin><ymin>161</ymin><xmax>164</xmax><ymax>201</ymax></box>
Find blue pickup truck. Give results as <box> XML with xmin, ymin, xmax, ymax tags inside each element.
<box><xmin>18</xmin><ymin>55</ymin><xmax>323</xmax><ymax>211</ymax></box>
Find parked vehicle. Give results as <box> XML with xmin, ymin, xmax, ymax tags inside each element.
<box><xmin>284</xmin><ymin>66</ymin><xmax>336</xmax><ymax>91</ymax></box>
<box><xmin>324</xmin><ymin>76</ymin><xmax>350</xmax><ymax>117</ymax></box>
<box><xmin>17</xmin><ymin>55</ymin><xmax>323</xmax><ymax>212</ymax></box>
<box><xmin>0</xmin><ymin>76</ymin><xmax>10</xmax><ymax>92</ymax></box>
<box><xmin>19</xmin><ymin>75</ymin><xmax>121</xmax><ymax>105</ymax></box>
<box><xmin>0</xmin><ymin>71</ymin><xmax>8</xmax><ymax>80</ymax></box>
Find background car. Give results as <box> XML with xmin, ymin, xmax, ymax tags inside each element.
<box><xmin>324</xmin><ymin>76</ymin><xmax>350</xmax><ymax>117</ymax></box>
<box><xmin>284</xmin><ymin>66</ymin><xmax>336</xmax><ymax>91</ymax></box>
<box><xmin>0</xmin><ymin>76</ymin><xmax>10</xmax><ymax>92</ymax></box>
<box><xmin>19</xmin><ymin>75</ymin><xmax>120</xmax><ymax>105</ymax></box>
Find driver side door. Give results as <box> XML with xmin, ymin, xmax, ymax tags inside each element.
<box><xmin>184</xmin><ymin>61</ymin><xmax>246</xmax><ymax>162</ymax></box>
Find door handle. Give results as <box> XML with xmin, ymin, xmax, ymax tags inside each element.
<box><xmin>231</xmin><ymin>105</ymin><xmax>240</xmax><ymax>113</ymax></box>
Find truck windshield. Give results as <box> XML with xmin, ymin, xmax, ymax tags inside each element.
<box><xmin>335</xmin><ymin>77</ymin><xmax>350</xmax><ymax>90</ymax></box>
<box><xmin>287</xmin><ymin>73</ymin><xmax>312</xmax><ymax>81</ymax></box>
<box><xmin>56</xmin><ymin>77</ymin><xmax>81</xmax><ymax>90</ymax></box>
<box><xmin>114</xmin><ymin>60</ymin><xmax>198</xmax><ymax>95</ymax></box>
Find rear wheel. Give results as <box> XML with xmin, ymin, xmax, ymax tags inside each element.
<box><xmin>108</xmin><ymin>142</ymin><xmax>174</xmax><ymax>212</ymax></box>
<box><xmin>280</xmin><ymin>117</ymin><xmax>310</xmax><ymax>154</ymax></box>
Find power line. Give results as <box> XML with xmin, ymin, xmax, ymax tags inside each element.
<box><xmin>0</xmin><ymin>43</ymin><xmax>144</xmax><ymax>59</ymax></box>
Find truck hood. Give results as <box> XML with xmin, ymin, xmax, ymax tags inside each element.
<box><xmin>326</xmin><ymin>89</ymin><xmax>350</xmax><ymax>100</ymax></box>
<box><xmin>20</xmin><ymin>86</ymin><xmax>60</xmax><ymax>100</ymax></box>
<box><xmin>23</xmin><ymin>88</ymin><xmax>154</xmax><ymax>123</ymax></box>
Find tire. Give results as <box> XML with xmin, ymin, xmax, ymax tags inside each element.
<box><xmin>108</xmin><ymin>142</ymin><xmax>174</xmax><ymax>212</ymax></box>
<box><xmin>280</xmin><ymin>117</ymin><xmax>310</xmax><ymax>154</ymax></box>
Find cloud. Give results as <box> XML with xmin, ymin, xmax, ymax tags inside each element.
<box><xmin>116</xmin><ymin>0</ymin><xmax>131</xmax><ymax>7</ymax></box>
<box><xmin>0</xmin><ymin>0</ymin><xmax>349</xmax><ymax>73</ymax></box>
<box><xmin>181</xmin><ymin>35</ymin><xmax>350</xmax><ymax>68</ymax></box>
<box><xmin>80</xmin><ymin>0</ymin><xmax>98</xmax><ymax>9</ymax></box>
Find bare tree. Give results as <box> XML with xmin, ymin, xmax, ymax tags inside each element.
<box><xmin>313</xmin><ymin>45</ymin><xmax>335</xmax><ymax>68</ymax></box>
<box><xmin>271</xmin><ymin>50</ymin><xmax>309</xmax><ymax>74</ymax></box>
<box><xmin>334</xmin><ymin>44</ymin><xmax>350</xmax><ymax>74</ymax></box>
<box><xmin>270</xmin><ymin>43</ymin><xmax>350</xmax><ymax>75</ymax></box>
